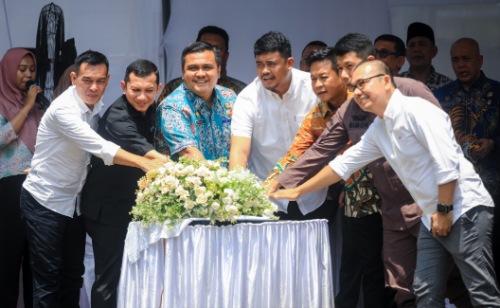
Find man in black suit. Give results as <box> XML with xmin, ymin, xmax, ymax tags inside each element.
<box><xmin>81</xmin><ymin>59</ymin><xmax>166</xmax><ymax>307</ymax></box>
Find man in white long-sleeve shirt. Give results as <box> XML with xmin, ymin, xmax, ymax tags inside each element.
<box><xmin>20</xmin><ymin>50</ymin><xmax>165</xmax><ymax>307</ymax></box>
<box><xmin>270</xmin><ymin>59</ymin><xmax>500</xmax><ymax>307</ymax></box>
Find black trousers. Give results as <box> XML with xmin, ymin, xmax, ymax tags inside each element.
<box><xmin>20</xmin><ymin>188</ymin><xmax>85</xmax><ymax>308</ymax></box>
<box><xmin>0</xmin><ymin>175</ymin><xmax>32</xmax><ymax>308</ymax></box>
<box><xmin>493</xmin><ymin>194</ymin><xmax>500</xmax><ymax>287</ymax></box>
<box><xmin>84</xmin><ymin>216</ymin><xmax>130</xmax><ymax>308</ymax></box>
<box><xmin>335</xmin><ymin>211</ymin><xmax>387</xmax><ymax>308</ymax></box>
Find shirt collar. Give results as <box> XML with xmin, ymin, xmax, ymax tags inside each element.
<box><xmin>261</xmin><ymin>68</ymin><xmax>296</xmax><ymax>99</ymax></box>
<box><xmin>383</xmin><ymin>89</ymin><xmax>403</xmax><ymax>121</ymax></box>
<box><xmin>71</xmin><ymin>86</ymin><xmax>104</xmax><ymax>116</ymax></box>
<box><xmin>458</xmin><ymin>70</ymin><xmax>487</xmax><ymax>92</ymax></box>
<box><xmin>183</xmin><ymin>83</ymin><xmax>219</xmax><ymax>111</ymax></box>
<box><xmin>120</xmin><ymin>94</ymin><xmax>153</xmax><ymax>120</ymax></box>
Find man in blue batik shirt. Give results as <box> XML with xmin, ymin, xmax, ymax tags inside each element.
<box><xmin>156</xmin><ymin>41</ymin><xmax>236</xmax><ymax>161</ymax></box>
<box><xmin>434</xmin><ymin>37</ymin><xmax>500</xmax><ymax>284</ymax></box>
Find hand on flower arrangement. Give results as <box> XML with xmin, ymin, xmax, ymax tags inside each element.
<box><xmin>140</xmin><ymin>150</ymin><xmax>171</xmax><ymax>172</ymax></box>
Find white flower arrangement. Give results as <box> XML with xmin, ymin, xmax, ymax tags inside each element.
<box><xmin>131</xmin><ymin>157</ymin><xmax>278</xmax><ymax>224</ymax></box>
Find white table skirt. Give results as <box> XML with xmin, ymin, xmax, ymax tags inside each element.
<box><xmin>117</xmin><ymin>219</ymin><xmax>334</xmax><ymax>308</ymax></box>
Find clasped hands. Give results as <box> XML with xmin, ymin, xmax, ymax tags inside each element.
<box><xmin>264</xmin><ymin>179</ymin><xmax>302</xmax><ymax>201</ymax></box>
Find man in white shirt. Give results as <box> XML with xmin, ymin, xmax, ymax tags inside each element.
<box><xmin>270</xmin><ymin>59</ymin><xmax>500</xmax><ymax>306</ymax></box>
<box><xmin>229</xmin><ymin>31</ymin><xmax>323</xmax><ymax>219</ymax></box>
<box><xmin>20</xmin><ymin>50</ymin><xmax>165</xmax><ymax>307</ymax></box>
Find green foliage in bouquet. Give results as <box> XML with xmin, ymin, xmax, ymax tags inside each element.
<box><xmin>131</xmin><ymin>157</ymin><xmax>278</xmax><ymax>224</ymax></box>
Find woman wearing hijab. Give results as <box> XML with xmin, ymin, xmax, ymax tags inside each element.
<box><xmin>0</xmin><ymin>48</ymin><xmax>44</xmax><ymax>307</ymax></box>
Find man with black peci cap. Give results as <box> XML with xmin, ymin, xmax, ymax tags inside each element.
<box><xmin>401</xmin><ymin>22</ymin><xmax>452</xmax><ymax>91</ymax></box>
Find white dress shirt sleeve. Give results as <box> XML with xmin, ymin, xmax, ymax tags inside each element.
<box><xmin>51</xmin><ymin>104</ymin><xmax>120</xmax><ymax>165</ymax></box>
<box><xmin>407</xmin><ymin>105</ymin><xmax>460</xmax><ymax>185</ymax></box>
<box><xmin>231</xmin><ymin>94</ymin><xmax>255</xmax><ymax>138</ymax></box>
<box><xmin>329</xmin><ymin>126</ymin><xmax>384</xmax><ymax>180</ymax></box>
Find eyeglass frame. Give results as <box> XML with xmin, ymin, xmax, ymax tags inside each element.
<box><xmin>348</xmin><ymin>73</ymin><xmax>386</xmax><ymax>92</ymax></box>
<box><xmin>375</xmin><ymin>48</ymin><xmax>399</xmax><ymax>59</ymax></box>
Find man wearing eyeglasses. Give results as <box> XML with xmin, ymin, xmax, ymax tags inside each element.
<box><xmin>271</xmin><ymin>59</ymin><xmax>500</xmax><ymax>307</ymax></box>
<box><xmin>374</xmin><ymin>34</ymin><xmax>406</xmax><ymax>76</ymax></box>
<box><xmin>266</xmin><ymin>33</ymin><xmax>449</xmax><ymax>307</ymax></box>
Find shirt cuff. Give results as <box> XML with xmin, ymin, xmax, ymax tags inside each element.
<box><xmin>102</xmin><ymin>141</ymin><xmax>121</xmax><ymax>166</ymax></box>
<box><xmin>329</xmin><ymin>158</ymin><xmax>351</xmax><ymax>181</ymax></box>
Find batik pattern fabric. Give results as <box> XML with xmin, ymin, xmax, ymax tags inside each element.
<box><xmin>401</xmin><ymin>66</ymin><xmax>452</xmax><ymax>91</ymax></box>
<box><xmin>434</xmin><ymin>71</ymin><xmax>500</xmax><ymax>196</ymax></box>
<box><xmin>156</xmin><ymin>83</ymin><xmax>236</xmax><ymax>161</ymax></box>
<box><xmin>0</xmin><ymin>115</ymin><xmax>33</xmax><ymax>178</ymax></box>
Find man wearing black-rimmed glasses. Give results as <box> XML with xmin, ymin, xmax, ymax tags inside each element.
<box><xmin>272</xmin><ymin>59</ymin><xmax>500</xmax><ymax>307</ymax></box>
<box><xmin>266</xmin><ymin>33</ymin><xmax>448</xmax><ymax>307</ymax></box>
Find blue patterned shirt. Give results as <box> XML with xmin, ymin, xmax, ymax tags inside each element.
<box><xmin>434</xmin><ymin>71</ymin><xmax>500</xmax><ymax>197</ymax></box>
<box><xmin>156</xmin><ymin>83</ymin><xmax>236</xmax><ymax>161</ymax></box>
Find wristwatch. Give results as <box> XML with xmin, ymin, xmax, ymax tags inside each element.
<box><xmin>436</xmin><ymin>203</ymin><xmax>453</xmax><ymax>214</ymax></box>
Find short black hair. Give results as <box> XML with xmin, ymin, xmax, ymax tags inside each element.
<box><xmin>254</xmin><ymin>31</ymin><xmax>292</xmax><ymax>59</ymax></box>
<box><xmin>301</xmin><ymin>40</ymin><xmax>327</xmax><ymax>56</ymax></box>
<box><xmin>124</xmin><ymin>59</ymin><xmax>160</xmax><ymax>85</ymax></box>
<box><xmin>333</xmin><ymin>33</ymin><xmax>375</xmax><ymax>60</ymax></box>
<box><xmin>181</xmin><ymin>41</ymin><xmax>221</xmax><ymax>69</ymax></box>
<box><xmin>74</xmin><ymin>50</ymin><xmax>109</xmax><ymax>75</ymax></box>
<box><xmin>306</xmin><ymin>47</ymin><xmax>338</xmax><ymax>73</ymax></box>
<box><xmin>196</xmin><ymin>25</ymin><xmax>229</xmax><ymax>51</ymax></box>
<box><xmin>374</xmin><ymin>34</ymin><xmax>406</xmax><ymax>57</ymax></box>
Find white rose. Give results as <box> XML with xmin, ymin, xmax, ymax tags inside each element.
<box><xmin>175</xmin><ymin>186</ymin><xmax>187</xmax><ymax>197</ymax></box>
<box><xmin>225</xmin><ymin>205</ymin><xmax>238</xmax><ymax>215</ymax></box>
<box><xmin>187</xmin><ymin>176</ymin><xmax>202</xmax><ymax>187</ymax></box>
<box><xmin>194</xmin><ymin>186</ymin><xmax>206</xmax><ymax>195</ymax></box>
<box><xmin>183</xmin><ymin>165</ymin><xmax>195</xmax><ymax>175</ymax></box>
<box><xmin>211</xmin><ymin>202</ymin><xmax>220</xmax><ymax>210</ymax></box>
<box><xmin>164</xmin><ymin>175</ymin><xmax>179</xmax><ymax>188</ymax></box>
<box><xmin>174</xmin><ymin>163</ymin><xmax>184</xmax><ymax>175</ymax></box>
<box><xmin>160</xmin><ymin>186</ymin><xmax>170</xmax><ymax>194</ymax></box>
<box><xmin>184</xmin><ymin>200</ymin><xmax>195</xmax><ymax>210</ymax></box>
<box><xmin>196</xmin><ymin>194</ymin><xmax>208</xmax><ymax>205</ymax></box>
<box><xmin>222</xmin><ymin>197</ymin><xmax>232</xmax><ymax>205</ymax></box>
<box><xmin>196</xmin><ymin>165</ymin><xmax>210</xmax><ymax>178</ymax></box>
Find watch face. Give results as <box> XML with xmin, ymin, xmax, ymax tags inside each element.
<box><xmin>437</xmin><ymin>203</ymin><xmax>452</xmax><ymax>213</ymax></box>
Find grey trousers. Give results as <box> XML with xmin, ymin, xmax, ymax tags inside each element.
<box><xmin>413</xmin><ymin>206</ymin><xmax>500</xmax><ymax>307</ymax></box>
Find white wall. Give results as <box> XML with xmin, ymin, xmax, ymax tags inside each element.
<box><xmin>0</xmin><ymin>0</ymin><xmax>163</xmax><ymax>107</ymax></box>
<box><xmin>163</xmin><ymin>0</ymin><xmax>392</xmax><ymax>84</ymax></box>
<box><xmin>2</xmin><ymin>0</ymin><xmax>500</xmax><ymax>110</ymax></box>
<box><xmin>390</xmin><ymin>1</ymin><xmax>500</xmax><ymax>81</ymax></box>
<box><xmin>164</xmin><ymin>0</ymin><xmax>500</xmax><ymax>84</ymax></box>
